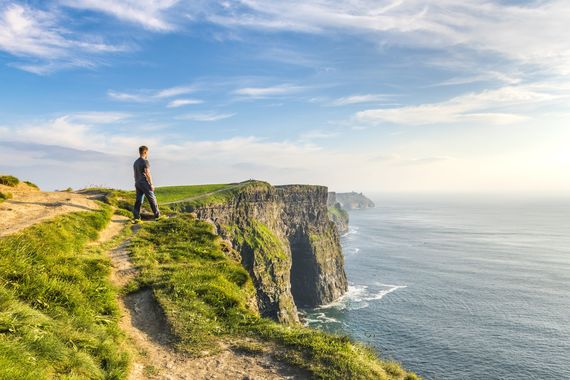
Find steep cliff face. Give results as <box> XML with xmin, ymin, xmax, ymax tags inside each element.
<box><xmin>277</xmin><ymin>185</ymin><xmax>347</xmax><ymax>308</ymax></box>
<box><xmin>329</xmin><ymin>191</ymin><xmax>375</xmax><ymax>210</ymax></box>
<box><xmin>175</xmin><ymin>181</ymin><xmax>348</xmax><ymax>324</ymax></box>
<box><xmin>326</xmin><ymin>192</ymin><xmax>349</xmax><ymax>235</ymax></box>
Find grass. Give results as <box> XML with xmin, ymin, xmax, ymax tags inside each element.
<box><xmin>129</xmin><ymin>216</ymin><xmax>419</xmax><ymax>380</ymax></box>
<box><xmin>23</xmin><ymin>181</ymin><xmax>39</xmax><ymax>190</ymax></box>
<box><xmin>165</xmin><ymin>180</ymin><xmax>267</xmax><ymax>211</ymax></box>
<box><xmin>0</xmin><ymin>204</ymin><xmax>129</xmax><ymax>379</ymax></box>
<box><xmin>0</xmin><ymin>191</ymin><xmax>12</xmax><ymax>203</ymax></box>
<box><xmin>155</xmin><ymin>184</ymin><xmax>233</xmax><ymax>203</ymax></box>
<box><xmin>0</xmin><ymin>175</ymin><xmax>20</xmax><ymax>187</ymax></box>
<box><xmin>83</xmin><ymin>182</ymin><xmax>247</xmax><ymax>217</ymax></box>
<box><xmin>328</xmin><ymin>204</ymin><xmax>348</xmax><ymax>222</ymax></box>
<box><xmin>225</xmin><ymin>219</ymin><xmax>289</xmax><ymax>262</ymax></box>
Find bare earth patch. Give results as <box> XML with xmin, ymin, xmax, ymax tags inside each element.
<box><xmin>0</xmin><ymin>184</ymin><xmax>101</xmax><ymax>237</ymax></box>
<box><xmin>99</xmin><ymin>216</ymin><xmax>307</xmax><ymax>379</ymax></box>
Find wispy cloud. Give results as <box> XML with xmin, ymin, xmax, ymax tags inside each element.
<box><xmin>331</xmin><ymin>94</ymin><xmax>393</xmax><ymax>106</ymax></box>
<box><xmin>200</xmin><ymin>0</ymin><xmax>570</xmax><ymax>75</ymax></box>
<box><xmin>166</xmin><ymin>98</ymin><xmax>204</xmax><ymax>108</ymax></box>
<box><xmin>298</xmin><ymin>129</ymin><xmax>339</xmax><ymax>142</ymax></box>
<box><xmin>67</xmin><ymin>112</ymin><xmax>131</xmax><ymax>124</ymax></box>
<box><xmin>108</xmin><ymin>86</ymin><xmax>195</xmax><ymax>103</ymax></box>
<box><xmin>0</xmin><ymin>3</ymin><xmax>125</xmax><ymax>73</ymax></box>
<box><xmin>355</xmin><ymin>85</ymin><xmax>561</xmax><ymax>126</ymax></box>
<box><xmin>0</xmin><ymin>116</ymin><xmax>145</xmax><ymax>152</ymax></box>
<box><xmin>60</xmin><ymin>0</ymin><xmax>181</xmax><ymax>31</ymax></box>
<box><xmin>178</xmin><ymin>112</ymin><xmax>235</xmax><ymax>122</ymax></box>
<box><xmin>155</xmin><ymin>86</ymin><xmax>195</xmax><ymax>98</ymax></box>
<box><xmin>233</xmin><ymin>84</ymin><xmax>306</xmax><ymax>99</ymax></box>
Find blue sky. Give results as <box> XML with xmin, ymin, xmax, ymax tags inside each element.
<box><xmin>0</xmin><ymin>0</ymin><xmax>569</xmax><ymax>192</ymax></box>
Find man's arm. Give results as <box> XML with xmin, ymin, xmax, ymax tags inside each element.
<box><xmin>144</xmin><ymin>164</ymin><xmax>154</xmax><ymax>191</ymax></box>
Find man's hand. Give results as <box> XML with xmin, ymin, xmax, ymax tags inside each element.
<box><xmin>150</xmin><ymin>185</ymin><xmax>155</xmax><ymax>192</ymax></box>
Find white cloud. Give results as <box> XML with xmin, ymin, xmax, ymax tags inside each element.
<box><xmin>107</xmin><ymin>91</ymin><xmax>148</xmax><ymax>102</ymax></box>
<box><xmin>166</xmin><ymin>98</ymin><xmax>204</xmax><ymax>108</ymax></box>
<box><xmin>155</xmin><ymin>86</ymin><xmax>195</xmax><ymax>98</ymax></box>
<box><xmin>68</xmin><ymin>112</ymin><xmax>131</xmax><ymax>124</ymax></box>
<box><xmin>233</xmin><ymin>84</ymin><xmax>306</xmax><ymax>98</ymax></box>
<box><xmin>108</xmin><ymin>86</ymin><xmax>195</xmax><ymax>103</ymax></box>
<box><xmin>331</xmin><ymin>94</ymin><xmax>393</xmax><ymax>106</ymax></box>
<box><xmin>4</xmin><ymin>112</ymin><xmax>570</xmax><ymax>193</ymax></box>
<box><xmin>298</xmin><ymin>130</ymin><xmax>339</xmax><ymax>142</ymax></box>
<box><xmin>200</xmin><ymin>0</ymin><xmax>570</xmax><ymax>75</ymax></box>
<box><xmin>178</xmin><ymin>112</ymin><xmax>235</xmax><ymax>122</ymax></box>
<box><xmin>60</xmin><ymin>0</ymin><xmax>180</xmax><ymax>31</ymax></box>
<box><xmin>0</xmin><ymin>3</ymin><xmax>124</xmax><ymax>73</ymax></box>
<box><xmin>356</xmin><ymin>85</ymin><xmax>561</xmax><ymax>126</ymax></box>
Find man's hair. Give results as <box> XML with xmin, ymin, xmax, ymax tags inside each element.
<box><xmin>139</xmin><ymin>145</ymin><xmax>148</xmax><ymax>155</ymax></box>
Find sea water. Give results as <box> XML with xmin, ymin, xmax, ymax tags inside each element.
<box><xmin>302</xmin><ymin>194</ymin><xmax>570</xmax><ymax>380</ymax></box>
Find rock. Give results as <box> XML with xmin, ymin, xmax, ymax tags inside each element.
<box><xmin>328</xmin><ymin>191</ymin><xmax>375</xmax><ymax>210</ymax></box>
<box><xmin>326</xmin><ymin>194</ymin><xmax>349</xmax><ymax>235</ymax></box>
<box><xmin>179</xmin><ymin>181</ymin><xmax>348</xmax><ymax>324</ymax></box>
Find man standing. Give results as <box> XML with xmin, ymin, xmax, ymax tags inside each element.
<box><xmin>133</xmin><ymin>145</ymin><xmax>164</xmax><ymax>223</ymax></box>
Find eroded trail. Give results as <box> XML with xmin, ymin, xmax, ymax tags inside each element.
<box><xmin>0</xmin><ymin>184</ymin><xmax>100</xmax><ymax>237</ymax></box>
<box><xmin>101</xmin><ymin>214</ymin><xmax>305</xmax><ymax>379</ymax></box>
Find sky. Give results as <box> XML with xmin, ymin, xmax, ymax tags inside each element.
<box><xmin>0</xmin><ymin>0</ymin><xmax>569</xmax><ymax>193</ymax></box>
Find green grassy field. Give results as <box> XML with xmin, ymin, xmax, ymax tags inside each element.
<box><xmin>85</xmin><ymin>182</ymin><xmax>247</xmax><ymax>216</ymax></box>
<box><xmin>0</xmin><ymin>205</ymin><xmax>129</xmax><ymax>379</ymax></box>
<box><xmin>155</xmin><ymin>183</ymin><xmax>233</xmax><ymax>203</ymax></box>
<box><xmin>129</xmin><ymin>216</ymin><xmax>419</xmax><ymax>380</ymax></box>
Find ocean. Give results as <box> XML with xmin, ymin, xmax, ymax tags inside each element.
<box><xmin>302</xmin><ymin>195</ymin><xmax>570</xmax><ymax>380</ymax></box>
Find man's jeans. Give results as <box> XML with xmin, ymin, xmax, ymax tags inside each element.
<box><xmin>133</xmin><ymin>181</ymin><xmax>160</xmax><ymax>219</ymax></box>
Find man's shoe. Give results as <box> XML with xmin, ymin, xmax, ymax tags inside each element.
<box><xmin>132</xmin><ymin>218</ymin><xmax>143</xmax><ymax>224</ymax></box>
<box><xmin>155</xmin><ymin>215</ymin><xmax>167</xmax><ymax>221</ymax></box>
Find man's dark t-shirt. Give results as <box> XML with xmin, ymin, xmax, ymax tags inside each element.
<box><xmin>133</xmin><ymin>157</ymin><xmax>150</xmax><ymax>185</ymax></box>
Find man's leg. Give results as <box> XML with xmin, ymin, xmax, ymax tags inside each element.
<box><xmin>133</xmin><ymin>186</ymin><xmax>145</xmax><ymax>219</ymax></box>
<box><xmin>143</xmin><ymin>185</ymin><xmax>160</xmax><ymax>218</ymax></box>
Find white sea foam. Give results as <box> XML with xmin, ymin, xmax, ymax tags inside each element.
<box><xmin>347</xmin><ymin>226</ymin><xmax>359</xmax><ymax>236</ymax></box>
<box><xmin>315</xmin><ymin>282</ymin><xmax>407</xmax><ymax>311</ymax></box>
<box><xmin>345</xmin><ymin>247</ymin><xmax>360</xmax><ymax>256</ymax></box>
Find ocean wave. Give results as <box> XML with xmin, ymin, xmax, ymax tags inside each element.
<box><xmin>345</xmin><ymin>247</ymin><xmax>360</xmax><ymax>256</ymax></box>
<box><xmin>346</xmin><ymin>226</ymin><xmax>359</xmax><ymax>236</ymax></box>
<box><xmin>302</xmin><ymin>312</ymin><xmax>342</xmax><ymax>325</ymax></box>
<box><xmin>316</xmin><ymin>282</ymin><xmax>407</xmax><ymax>311</ymax></box>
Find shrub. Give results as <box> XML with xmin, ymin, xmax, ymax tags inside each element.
<box><xmin>0</xmin><ymin>191</ymin><xmax>12</xmax><ymax>203</ymax></box>
<box><xmin>23</xmin><ymin>181</ymin><xmax>39</xmax><ymax>190</ymax></box>
<box><xmin>0</xmin><ymin>175</ymin><xmax>19</xmax><ymax>187</ymax></box>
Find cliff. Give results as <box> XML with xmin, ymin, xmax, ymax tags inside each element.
<box><xmin>327</xmin><ymin>193</ymin><xmax>350</xmax><ymax>235</ymax></box>
<box><xmin>1</xmin><ymin>175</ymin><xmax>419</xmax><ymax>379</ymax></box>
<box><xmin>329</xmin><ymin>191</ymin><xmax>375</xmax><ymax>210</ymax></box>
<box><xmin>169</xmin><ymin>181</ymin><xmax>348</xmax><ymax>324</ymax></box>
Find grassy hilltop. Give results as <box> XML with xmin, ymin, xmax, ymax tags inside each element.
<box><xmin>0</xmin><ymin>177</ymin><xmax>419</xmax><ymax>379</ymax></box>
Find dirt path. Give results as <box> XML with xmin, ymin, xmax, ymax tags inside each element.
<box><xmin>99</xmin><ymin>214</ymin><xmax>308</xmax><ymax>379</ymax></box>
<box><xmin>0</xmin><ymin>184</ymin><xmax>100</xmax><ymax>237</ymax></box>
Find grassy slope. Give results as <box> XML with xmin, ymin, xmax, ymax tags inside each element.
<box><xmin>129</xmin><ymin>216</ymin><xmax>419</xmax><ymax>380</ymax></box>
<box><xmin>164</xmin><ymin>180</ymin><xmax>268</xmax><ymax>211</ymax></box>
<box><xmin>0</xmin><ymin>205</ymin><xmax>129</xmax><ymax>379</ymax></box>
<box><xmin>328</xmin><ymin>204</ymin><xmax>348</xmax><ymax>221</ymax></box>
<box><xmin>155</xmin><ymin>184</ymin><xmax>232</xmax><ymax>203</ymax></box>
<box><xmin>85</xmin><ymin>182</ymin><xmax>250</xmax><ymax>216</ymax></box>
